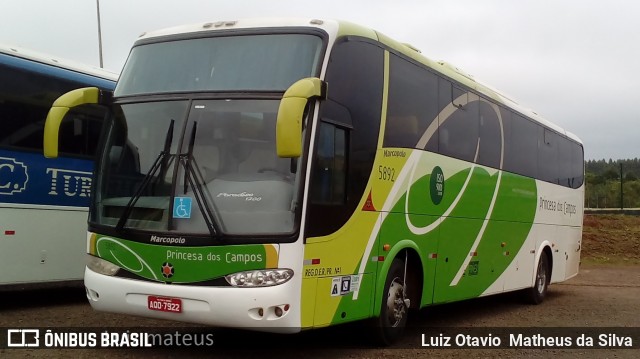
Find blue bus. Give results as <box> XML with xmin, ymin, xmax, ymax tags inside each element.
<box><xmin>0</xmin><ymin>44</ymin><xmax>117</xmax><ymax>286</ymax></box>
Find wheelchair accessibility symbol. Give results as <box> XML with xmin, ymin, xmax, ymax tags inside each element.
<box><xmin>173</xmin><ymin>197</ymin><xmax>192</xmax><ymax>219</ymax></box>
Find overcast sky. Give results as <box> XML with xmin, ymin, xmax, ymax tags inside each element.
<box><xmin>2</xmin><ymin>0</ymin><xmax>639</xmax><ymax>160</ymax></box>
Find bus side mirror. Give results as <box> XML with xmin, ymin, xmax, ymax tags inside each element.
<box><xmin>276</xmin><ymin>77</ymin><xmax>326</xmax><ymax>158</ymax></box>
<box><xmin>43</xmin><ymin>87</ymin><xmax>111</xmax><ymax>158</ymax></box>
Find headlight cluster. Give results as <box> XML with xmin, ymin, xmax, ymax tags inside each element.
<box><xmin>225</xmin><ymin>269</ymin><xmax>293</xmax><ymax>287</ymax></box>
<box><xmin>86</xmin><ymin>255</ymin><xmax>120</xmax><ymax>276</ymax></box>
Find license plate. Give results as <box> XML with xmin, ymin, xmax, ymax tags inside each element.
<box><xmin>148</xmin><ymin>296</ymin><xmax>182</xmax><ymax>313</ymax></box>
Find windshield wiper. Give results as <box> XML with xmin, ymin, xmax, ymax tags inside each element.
<box><xmin>115</xmin><ymin>120</ymin><xmax>175</xmax><ymax>232</ymax></box>
<box><xmin>178</xmin><ymin>121</ymin><xmax>220</xmax><ymax>237</ymax></box>
<box><xmin>183</xmin><ymin>121</ymin><xmax>197</xmax><ymax>194</ymax></box>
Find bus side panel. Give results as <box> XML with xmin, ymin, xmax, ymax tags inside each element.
<box><xmin>564</xmin><ymin>226</ymin><xmax>582</xmax><ymax>279</ymax></box>
<box><xmin>494</xmin><ymin>222</ymin><xmax>538</xmax><ymax>293</ymax></box>
<box><xmin>300</xmin><ymin>277</ymin><xmax>317</xmax><ymax>328</ymax></box>
<box><xmin>0</xmin><ymin>150</ymin><xmax>93</xmax><ymax>208</ymax></box>
<box><xmin>311</xmin><ymin>273</ymin><xmax>374</xmax><ymax>327</ymax></box>
<box><xmin>302</xmin><ymin>211</ymin><xmax>380</xmax><ymax>328</ymax></box>
<box><xmin>0</xmin><ymin>150</ymin><xmax>93</xmax><ymax>285</ymax></box>
<box><xmin>377</xmin><ymin>212</ymin><xmax>439</xmax><ymax>308</ymax></box>
<box><xmin>0</xmin><ymin>206</ymin><xmax>87</xmax><ymax>284</ymax></box>
<box><xmin>431</xmin><ymin>163</ymin><xmax>500</xmax><ymax>303</ymax></box>
<box><xmin>534</xmin><ymin>180</ymin><xmax>584</xmax><ymax>283</ymax></box>
<box><xmin>539</xmin><ymin>224</ymin><xmax>565</xmax><ymax>282</ymax></box>
<box><xmin>539</xmin><ymin>222</ymin><xmax>582</xmax><ymax>283</ymax></box>
<box><xmin>431</xmin><ymin>164</ymin><xmax>538</xmax><ymax>303</ymax></box>
<box><xmin>565</xmin><ymin>187</ymin><xmax>585</xmax><ymax>279</ymax></box>
<box><xmin>434</xmin><ymin>216</ymin><xmax>487</xmax><ymax>303</ymax></box>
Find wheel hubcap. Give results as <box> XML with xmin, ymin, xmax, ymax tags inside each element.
<box><xmin>536</xmin><ymin>263</ymin><xmax>546</xmax><ymax>293</ymax></box>
<box><xmin>386</xmin><ymin>278</ymin><xmax>406</xmax><ymax>327</ymax></box>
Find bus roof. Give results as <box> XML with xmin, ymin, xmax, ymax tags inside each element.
<box><xmin>136</xmin><ymin>18</ymin><xmax>580</xmax><ymax>144</ymax></box>
<box><xmin>0</xmin><ymin>43</ymin><xmax>119</xmax><ymax>82</ymax></box>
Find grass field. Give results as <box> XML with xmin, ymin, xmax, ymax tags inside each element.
<box><xmin>582</xmin><ymin>214</ymin><xmax>640</xmax><ymax>264</ymax></box>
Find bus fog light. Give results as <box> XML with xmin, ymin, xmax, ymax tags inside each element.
<box><xmin>86</xmin><ymin>255</ymin><xmax>120</xmax><ymax>276</ymax></box>
<box><xmin>274</xmin><ymin>306</ymin><xmax>283</xmax><ymax>317</ymax></box>
<box><xmin>225</xmin><ymin>269</ymin><xmax>293</xmax><ymax>287</ymax></box>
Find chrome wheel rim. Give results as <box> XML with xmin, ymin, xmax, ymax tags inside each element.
<box><xmin>385</xmin><ymin>277</ymin><xmax>406</xmax><ymax>327</ymax></box>
<box><xmin>536</xmin><ymin>261</ymin><xmax>547</xmax><ymax>293</ymax></box>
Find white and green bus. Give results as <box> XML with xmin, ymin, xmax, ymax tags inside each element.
<box><xmin>44</xmin><ymin>19</ymin><xmax>583</xmax><ymax>344</ymax></box>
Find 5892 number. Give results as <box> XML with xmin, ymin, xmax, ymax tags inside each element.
<box><xmin>378</xmin><ymin>165</ymin><xmax>395</xmax><ymax>182</ymax></box>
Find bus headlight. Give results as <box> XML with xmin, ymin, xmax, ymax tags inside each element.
<box><xmin>86</xmin><ymin>255</ymin><xmax>120</xmax><ymax>276</ymax></box>
<box><xmin>225</xmin><ymin>269</ymin><xmax>293</xmax><ymax>287</ymax></box>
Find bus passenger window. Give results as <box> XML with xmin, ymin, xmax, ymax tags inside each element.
<box><xmin>385</xmin><ymin>116</ymin><xmax>418</xmax><ymax>148</ymax></box>
<box><xmin>384</xmin><ymin>53</ymin><xmax>438</xmax><ymax>150</ymax></box>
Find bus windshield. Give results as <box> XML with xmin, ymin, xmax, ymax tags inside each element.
<box><xmin>115</xmin><ymin>33</ymin><xmax>324</xmax><ymax>96</ymax></box>
<box><xmin>93</xmin><ymin>32</ymin><xmax>325</xmax><ymax>239</ymax></box>
<box><xmin>93</xmin><ymin>99</ymin><xmax>299</xmax><ymax>237</ymax></box>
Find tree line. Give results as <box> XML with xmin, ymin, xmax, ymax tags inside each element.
<box><xmin>585</xmin><ymin>158</ymin><xmax>640</xmax><ymax>208</ymax></box>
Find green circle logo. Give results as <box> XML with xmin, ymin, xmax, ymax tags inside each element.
<box><xmin>430</xmin><ymin>166</ymin><xmax>444</xmax><ymax>205</ymax></box>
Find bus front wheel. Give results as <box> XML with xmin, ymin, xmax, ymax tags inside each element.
<box><xmin>373</xmin><ymin>258</ymin><xmax>408</xmax><ymax>345</ymax></box>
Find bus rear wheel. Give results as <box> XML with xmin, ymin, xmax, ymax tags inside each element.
<box><xmin>523</xmin><ymin>251</ymin><xmax>550</xmax><ymax>304</ymax></box>
<box><xmin>372</xmin><ymin>258</ymin><xmax>408</xmax><ymax>345</ymax></box>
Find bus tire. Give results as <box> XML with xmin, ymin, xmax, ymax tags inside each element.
<box><xmin>524</xmin><ymin>251</ymin><xmax>550</xmax><ymax>304</ymax></box>
<box><xmin>372</xmin><ymin>258</ymin><xmax>408</xmax><ymax>345</ymax></box>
